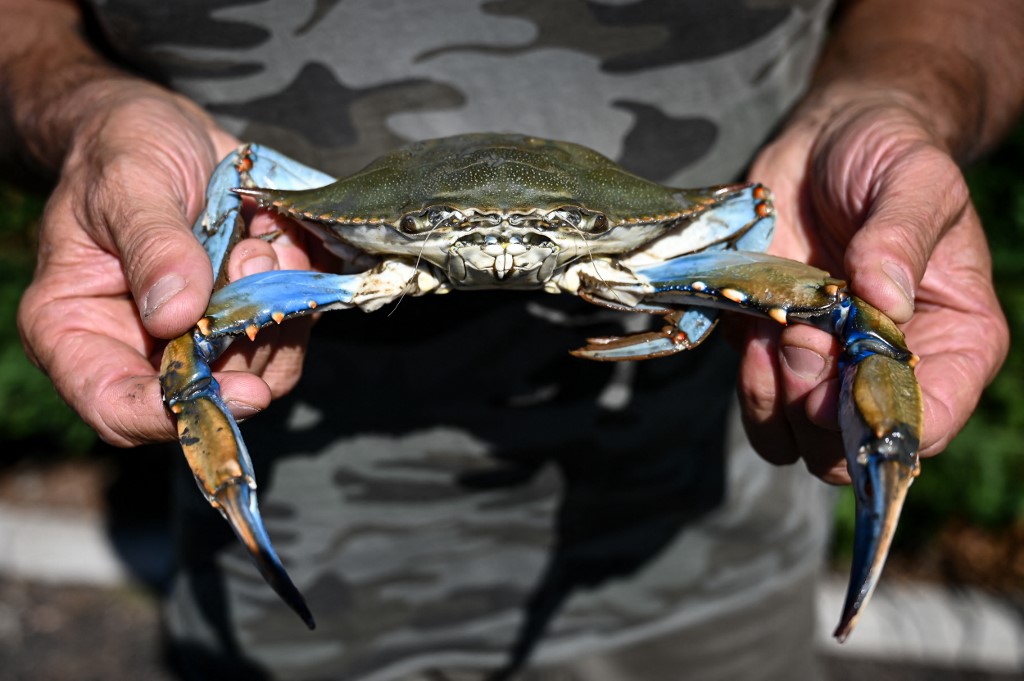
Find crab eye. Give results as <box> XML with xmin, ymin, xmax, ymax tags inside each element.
<box><xmin>401</xmin><ymin>206</ymin><xmax>464</xmax><ymax>233</ymax></box>
<box><xmin>592</xmin><ymin>214</ymin><xmax>608</xmax><ymax>232</ymax></box>
<box><xmin>427</xmin><ymin>208</ymin><xmax>455</xmax><ymax>227</ymax></box>
<box><xmin>545</xmin><ymin>208</ymin><xmax>582</xmax><ymax>228</ymax></box>
<box><xmin>427</xmin><ymin>206</ymin><xmax>465</xmax><ymax>229</ymax></box>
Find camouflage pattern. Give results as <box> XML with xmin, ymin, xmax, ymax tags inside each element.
<box><xmin>89</xmin><ymin>1</ymin><xmax>835</xmax><ymax>679</ymax></box>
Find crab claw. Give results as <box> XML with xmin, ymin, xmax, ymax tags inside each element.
<box><xmin>215</xmin><ymin>479</ymin><xmax>316</xmax><ymax>630</ymax></box>
<box><xmin>835</xmin><ymin>435</ymin><xmax>918</xmax><ymax>641</ymax></box>
<box><xmin>161</xmin><ymin>333</ymin><xmax>316</xmax><ymax>630</ymax></box>
<box><xmin>833</xmin><ymin>352</ymin><xmax>921</xmax><ymax>641</ymax></box>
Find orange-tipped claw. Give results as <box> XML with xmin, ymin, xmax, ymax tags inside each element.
<box><xmin>215</xmin><ymin>479</ymin><xmax>316</xmax><ymax>630</ymax></box>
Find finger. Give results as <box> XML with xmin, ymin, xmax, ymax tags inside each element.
<box><xmin>82</xmin><ymin>369</ymin><xmax>272</xmax><ymax>447</ymax></box>
<box><xmin>877</xmin><ymin>199</ymin><xmax>1008</xmax><ymax>457</ymax></box>
<box><xmin>215</xmin><ymin>320</ymin><xmax>313</xmax><ymax>399</ymax></box>
<box><xmin>842</xmin><ymin>146</ymin><xmax>969</xmax><ymax>323</ymax></box>
<box><xmin>776</xmin><ymin>324</ymin><xmax>848</xmax><ymax>483</ymax></box>
<box><xmin>901</xmin><ymin>296</ymin><xmax>1007</xmax><ymax>456</ymax></box>
<box><xmin>18</xmin><ymin>290</ymin><xmax>272</xmax><ymax>446</ymax></box>
<box><xmin>248</xmin><ymin>210</ymin><xmax>318</xmax><ymax>271</ymax></box>
<box><xmin>228</xmin><ymin>236</ymin><xmax>281</xmax><ymax>281</ymax></box>
<box><xmin>219</xmin><ymin>235</ymin><xmax>311</xmax><ymax>398</ymax></box>
<box><xmin>737</xmin><ymin>319</ymin><xmax>800</xmax><ymax>465</ymax></box>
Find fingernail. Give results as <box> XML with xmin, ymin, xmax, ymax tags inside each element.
<box><xmin>226</xmin><ymin>400</ymin><xmax>262</xmax><ymax>421</ymax></box>
<box><xmin>143</xmin><ymin>274</ymin><xmax>187</xmax><ymax>318</ymax></box>
<box><xmin>882</xmin><ymin>261</ymin><xmax>914</xmax><ymax>312</ymax></box>
<box><xmin>782</xmin><ymin>346</ymin><xmax>826</xmax><ymax>380</ymax></box>
<box><xmin>240</xmin><ymin>255</ymin><xmax>275</xmax><ymax>278</ymax></box>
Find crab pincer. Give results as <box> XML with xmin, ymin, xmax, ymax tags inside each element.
<box><xmin>574</xmin><ymin>253</ymin><xmax>923</xmax><ymax>640</ymax></box>
<box><xmin>832</xmin><ymin>298</ymin><xmax>922</xmax><ymax>640</ymax></box>
<box><xmin>158</xmin><ymin>143</ymin><xmax>340</xmax><ymax>629</ymax></box>
<box><xmin>161</xmin><ymin>332</ymin><xmax>316</xmax><ymax>630</ymax></box>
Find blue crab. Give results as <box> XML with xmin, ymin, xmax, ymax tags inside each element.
<box><xmin>160</xmin><ymin>133</ymin><xmax>922</xmax><ymax>642</ymax></box>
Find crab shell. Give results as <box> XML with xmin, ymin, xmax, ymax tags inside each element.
<box><xmin>236</xmin><ymin>134</ymin><xmax>751</xmax><ymax>290</ymax></box>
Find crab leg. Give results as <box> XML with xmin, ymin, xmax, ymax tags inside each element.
<box><xmin>165</xmin><ymin>141</ymin><xmax>442</xmax><ymax>627</ymax></box>
<box><xmin>575</xmin><ymin>250</ymin><xmax>923</xmax><ymax>641</ymax></box>
<box><xmin>162</xmin><ymin>330</ymin><xmax>316</xmax><ymax>628</ymax></box>
<box><xmin>160</xmin><ymin>273</ymin><xmax>361</xmax><ymax>631</ymax></box>
<box><xmin>162</xmin><ymin>262</ymin><xmax>429</xmax><ymax>629</ymax></box>
<box><xmin>161</xmin><ymin>145</ymin><xmax>342</xmax><ymax>628</ymax></box>
<box><xmin>193</xmin><ymin>144</ymin><xmax>336</xmax><ymax>287</ymax></box>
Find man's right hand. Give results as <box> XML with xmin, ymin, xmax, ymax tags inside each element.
<box><xmin>17</xmin><ymin>84</ymin><xmax>314</xmax><ymax>446</ymax></box>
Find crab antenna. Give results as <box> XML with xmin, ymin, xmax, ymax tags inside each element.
<box><xmin>389</xmin><ymin>219</ymin><xmax>441</xmax><ymax>317</ymax></box>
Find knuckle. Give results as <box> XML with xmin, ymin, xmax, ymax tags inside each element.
<box><xmin>737</xmin><ymin>368</ymin><xmax>780</xmax><ymax>423</ymax></box>
<box><xmin>16</xmin><ymin>290</ymin><xmax>66</xmax><ymax>371</ymax></box>
<box><xmin>89</xmin><ymin>377</ymin><xmax>173</xmax><ymax>447</ymax></box>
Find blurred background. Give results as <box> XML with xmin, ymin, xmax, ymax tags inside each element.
<box><xmin>0</xmin><ymin>124</ymin><xmax>1021</xmax><ymax>679</ymax></box>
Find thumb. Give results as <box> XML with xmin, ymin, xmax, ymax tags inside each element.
<box><xmin>95</xmin><ymin>164</ymin><xmax>216</xmax><ymax>338</ymax></box>
<box><xmin>840</xmin><ymin>147</ymin><xmax>969</xmax><ymax>323</ymax></box>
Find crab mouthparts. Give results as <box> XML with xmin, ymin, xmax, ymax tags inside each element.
<box><xmin>447</xmin><ymin>232</ymin><xmax>560</xmax><ymax>288</ymax></box>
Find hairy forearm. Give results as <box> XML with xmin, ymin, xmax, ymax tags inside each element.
<box><xmin>0</xmin><ymin>0</ymin><xmax>121</xmax><ymax>171</ymax></box>
<box><xmin>0</xmin><ymin>0</ymin><xmax>197</xmax><ymax>175</ymax></box>
<box><xmin>806</xmin><ymin>0</ymin><xmax>1024</xmax><ymax>161</ymax></box>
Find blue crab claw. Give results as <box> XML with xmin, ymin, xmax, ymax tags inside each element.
<box><xmin>161</xmin><ymin>333</ymin><xmax>317</xmax><ymax>630</ymax></box>
<box><xmin>576</xmin><ymin>252</ymin><xmax>923</xmax><ymax>641</ymax></box>
<box><xmin>834</xmin><ymin>352</ymin><xmax>922</xmax><ymax>641</ymax></box>
<box><xmin>836</xmin><ymin>434</ymin><xmax>919</xmax><ymax>641</ymax></box>
<box><xmin>160</xmin><ymin>268</ymin><xmax>389</xmax><ymax>627</ymax></box>
<box><xmin>214</xmin><ymin>478</ymin><xmax>316</xmax><ymax>630</ymax></box>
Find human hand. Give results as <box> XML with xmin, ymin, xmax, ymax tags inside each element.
<box><xmin>17</xmin><ymin>82</ymin><xmax>316</xmax><ymax>446</ymax></box>
<box><xmin>740</xmin><ymin>100</ymin><xmax>1009</xmax><ymax>484</ymax></box>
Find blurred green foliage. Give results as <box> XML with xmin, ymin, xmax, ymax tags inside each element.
<box><xmin>0</xmin><ymin>184</ymin><xmax>96</xmax><ymax>453</ymax></box>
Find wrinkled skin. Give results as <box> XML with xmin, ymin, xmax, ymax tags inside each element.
<box><xmin>741</xmin><ymin>101</ymin><xmax>1007</xmax><ymax>485</ymax></box>
<box><xmin>17</xmin><ymin>85</ymin><xmax>318</xmax><ymax>444</ymax></box>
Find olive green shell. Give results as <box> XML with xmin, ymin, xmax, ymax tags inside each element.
<box><xmin>250</xmin><ymin>133</ymin><xmax>697</xmax><ymax>224</ymax></box>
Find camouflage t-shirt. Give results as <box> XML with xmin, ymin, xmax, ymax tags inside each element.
<box><xmin>89</xmin><ymin>1</ymin><xmax>836</xmax><ymax>679</ymax></box>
